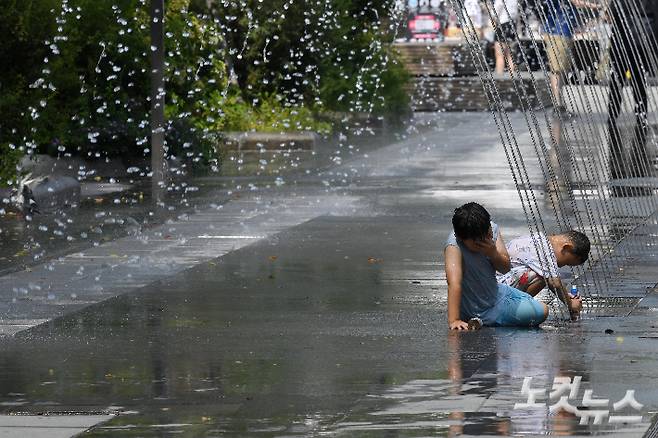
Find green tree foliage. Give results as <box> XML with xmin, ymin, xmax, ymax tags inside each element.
<box><xmin>0</xmin><ymin>0</ymin><xmax>409</xmax><ymax>185</ymax></box>
<box><xmin>0</xmin><ymin>0</ymin><xmax>60</xmax><ymax>185</ymax></box>
<box><xmin>0</xmin><ymin>0</ymin><xmax>235</xmax><ymax>184</ymax></box>
<box><xmin>25</xmin><ymin>0</ymin><xmax>228</xmax><ymax>161</ymax></box>
<box><xmin>201</xmin><ymin>0</ymin><xmax>409</xmax><ymax>116</ymax></box>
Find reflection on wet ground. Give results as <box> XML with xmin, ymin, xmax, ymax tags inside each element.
<box><xmin>324</xmin><ymin>325</ymin><xmax>653</xmax><ymax>437</ymax></box>
<box><xmin>0</xmin><ymin>113</ymin><xmax>657</xmax><ymax>436</ymax></box>
<box><xmin>0</xmin><ymin>180</ymin><xmax>227</xmax><ymax>276</ymax></box>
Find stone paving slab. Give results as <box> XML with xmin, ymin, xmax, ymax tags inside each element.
<box><xmin>0</xmin><ymin>193</ymin><xmax>359</xmax><ymax>334</ymax></box>
<box><xmin>0</xmin><ymin>415</ymin><xmax>113</xmax><ymax>438</ymax></box>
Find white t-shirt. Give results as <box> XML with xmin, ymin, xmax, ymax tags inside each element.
<box><xmin>463</xmin><ymin>0</ymin><xmax>483</xmax><ymax>28</ymax></box>
<box><xmin>493</xmin><ymin>0</ymin><xmax>518</xmax><ymax>25</ymax></box>
<box><xmin>497</xmin><ymin>233</ymin><xmax>560</xmax><ymax>285</ymax></box>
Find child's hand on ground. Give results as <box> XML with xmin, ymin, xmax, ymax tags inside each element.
<box><xmin>449</xmin><ymin>320</ymin><xmax>470</xmax><ymax>330</ymax></box>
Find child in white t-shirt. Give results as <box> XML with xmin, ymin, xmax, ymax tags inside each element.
<box><xmin>497</xmin><ymin>230</ymin><xmax>590</xmax><ymax>317</ymax></box>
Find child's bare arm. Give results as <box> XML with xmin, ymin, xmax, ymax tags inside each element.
<box><xmin>493</xmin><ymin>231</ymin><xmax>511</xmax><ymax>273</ymax></box>
<box><xmin>546</xmin><ymin>277</ymin><xmax>582</xmax><ymax>318</ymax></box>
<box><xmin>445</xmin><ymin>245</ymin><xmax>469</xmax><ymax>330</ymax></box>
<box><xmin>473</xmin><ymin>230</ymin><xmax>511</xmax><ymax>273</ymax></box>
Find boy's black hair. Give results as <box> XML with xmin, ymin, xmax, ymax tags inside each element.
<box><xmin>452</xmin><ymin>202</ymin><xmax>491</xmax><ymax>240</ymax></box>
<box><xmin>564</xmin><ymin>230</ymin><xmax>590</xmax><ymax>263</ymax></box>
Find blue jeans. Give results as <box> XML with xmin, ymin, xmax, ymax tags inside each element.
<box><xmin>481</xmin><ymin>284</ymin><xmax>547</xmax><ymax>327</ymax></box>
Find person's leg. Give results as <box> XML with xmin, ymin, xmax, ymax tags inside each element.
<box><xmin>607</xmin><ymin>45</ymin><xmax>625</xmax><ymax>180</ymax></box>
<box><xmin>630</xmin><ymin>67</ymin><xmax>650</xmax><ymax>177</ymax></box>
<box><xmin>550</xmin><ymin>73</ymin><xmax>561</xmax><ymax>107</ymax></box>
<box><xmin>509</xmin><ymin>293</ymin><xmax>548</xmax><ymax>326</ymax></box>
<box><xmin>495</xmin><ymin>41</ymin><xmax>505</xmax><ymax>74</ymax></box>
<box><xmin>505</xmin><ymin>44</ymin><xmax>516</xmax><ymax>74</ymax></box>
<box><xmin>495</xmin><ymin>23</ymin><xmax>515</xmax><ymax>75</ymax></box>
<box><xmin>503</xmin><ymin>269</ymin><xmax>545</xmax><ymax>296</ymax></box>
<box><xmin>544</xmin><ymin>35</ymin><xmax>569</xmax><ymax>109</ymax></box>
<box><xmin>504</xmin><ymin>23</ymin><xmax>517</xmax><ymax>74</ymax></box>
<box><xmin>488</xmin><ymin>284</ymin><xmax>548</xmax><ymax>327</ymax></box>
<box><xmin>525</xmin><ymin>275</ymin><xmax>547</xmax><ymax>296</ymax></box>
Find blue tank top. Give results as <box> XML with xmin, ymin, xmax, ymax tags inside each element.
<box><xmin>543</xmin><ymin>0</ymin><xmax>577</xmax><ymax>37</ymax></box>
<box><xmin>445</xmin><ymin>222</ymin><xmax>500</xmax><ymax>319</ymax></box>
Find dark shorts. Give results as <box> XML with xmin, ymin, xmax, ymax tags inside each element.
<box><xmin>495</xmin><ymin>22</ymin><xmax>517</xmax><ymax>42</ymax></box>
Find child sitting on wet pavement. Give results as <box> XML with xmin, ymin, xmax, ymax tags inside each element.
<box><xmin>445</xmin><ymin>202</ymin><xmax>551</xmax><ymax>330</ymax></box>
<box><xmin>497</xmin><ymin>230</ymin><xmax>588</xmax><ymax>319</ymax></box>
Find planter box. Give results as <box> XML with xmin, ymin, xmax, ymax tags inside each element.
<box><xmin>218</xmin><ymin>131</ymin><xmax>318</xmax><ymax>152</ymax></box>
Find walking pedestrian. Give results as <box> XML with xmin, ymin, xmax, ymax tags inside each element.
<box><xmin>462</xmin><ymin>0</ymin><xmax>484</xmax><ymax>40</ymax></box>
<box><xmin>492</xmin><ymin>0</ymin><xmax>519</xmax><ymax>74</ymax></box>
<box><xmin>541</xmin><ymin>0</ymin><xmax>601</xmax><ymax>115</ymax></box>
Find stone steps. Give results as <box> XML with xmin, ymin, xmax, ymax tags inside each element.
<box><xmin>393</xmin><ymin>41</ymin><xmax>479</xmax><ymax>77</ymax></box>
<box><xmin>408</xmin><ymin>74</ymin><xmax>552</xmax><ymax>112</ymax></box>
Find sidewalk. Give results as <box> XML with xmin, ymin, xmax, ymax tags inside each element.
<box><xmin>0</xmin><ymin>112</ymin><xmax>657</xmax><ymax>437</ymax></box>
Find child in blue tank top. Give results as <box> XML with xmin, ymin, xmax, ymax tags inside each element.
<box><xmin>444</xmin><ymin>202</ymin><xmax>548</xmax><ymax>330</ymax></box>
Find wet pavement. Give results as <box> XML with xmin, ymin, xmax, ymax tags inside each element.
<box><xmin>0</xmin><ymin>123</ymin><xmax>405</xmax><ymax>277</ymax></box>
<box><xmin>1</xmin><ymin>112</ymin><xmax>658</xmax><ymax>436</ymax></box>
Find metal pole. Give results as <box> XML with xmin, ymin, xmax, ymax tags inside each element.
<box><xmin>150</xmin><ymin>0</ymin><xmax>166</xmax><ymax>203</ymax></box>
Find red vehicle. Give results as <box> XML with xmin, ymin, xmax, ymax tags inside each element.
<box><xmin>407</xmin><ymin>13</ymin><xmax>443</xmax><ymax>40</ymax></box>
<box><xmin>400</xmin><ymin>0</ymin><xmax>449</xmax><ymax>41</ymax></box>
